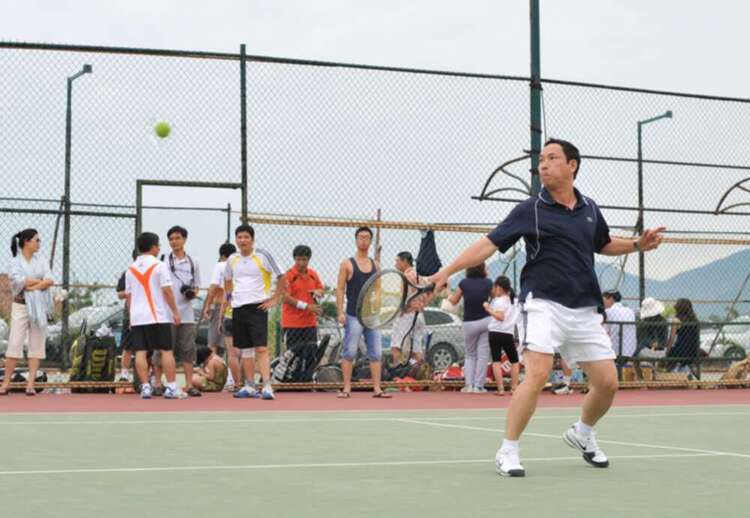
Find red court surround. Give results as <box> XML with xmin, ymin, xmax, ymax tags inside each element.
<box><xmin>1</xmin><ymin>389</ymin><xmax>748</xmax><ymax>413</ymax></box>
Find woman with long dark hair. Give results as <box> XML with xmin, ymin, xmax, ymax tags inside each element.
<box><xmin>665</xmin><ymin>298</ymin><xmax>701</xmax><ymax>372</ymax></box>
<box><xmin>446</xmin><ymin>262</ymin><xmax>493</xmax><ymax>392</ymax></box>
<box><xmin>1</xmin><ymin>229</ymin><xmax>55</xmax><ymax>395</ymax></box>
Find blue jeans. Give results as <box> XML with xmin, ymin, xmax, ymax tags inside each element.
<box><xmin>342</xmin><ymin>314</ymin><xmax>382</xmax><ymax>361</ymax></box>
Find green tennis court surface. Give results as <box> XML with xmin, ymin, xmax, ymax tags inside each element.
<box><xmin>1</xmin><ymin>405</ymin><xmax>748</xmax><ymax>518</ymax></box>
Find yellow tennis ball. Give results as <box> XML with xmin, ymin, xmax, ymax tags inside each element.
<box><xmin>154</xmin><ymin>121</ymin><xmax>171</xmax><ymax>138</ymax></box>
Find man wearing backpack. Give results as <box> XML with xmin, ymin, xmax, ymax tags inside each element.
<box><xmin>154</xmin><ymin>226</ymin><xmax>202</xmax><ymax>397</ymax></box>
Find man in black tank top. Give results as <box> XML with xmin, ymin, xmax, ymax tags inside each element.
<box><xmin>335</xmin><ymin>226</ymin><xmax>389</xmax><ymax>398</ymax></box>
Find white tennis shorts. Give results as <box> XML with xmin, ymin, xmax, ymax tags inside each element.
<box><xmin>518</xmin><ymin>295</ymin><xmax>615</xmax><ymax>366</ymax></box>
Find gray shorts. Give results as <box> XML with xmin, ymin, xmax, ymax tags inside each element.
<box><xmin>154</xmin><ymin>323</ymin><xmax>197</xmax><ymax>365</ymax></box>
<box><xmin>207</xmin><ymin>306</ymin><xmax>223</xmax><ymax>348</ymax></box>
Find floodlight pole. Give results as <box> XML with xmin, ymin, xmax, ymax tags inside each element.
<box><xmin>529</xmin><ymin>0</ymin><xmax>542</xmax><ymax>196</ymax></box>
<box><xmin>62</xmin><ymin>64</ymin><xmax>92</xmax><ymax>369</ymax></box>
<box><xmin>636</xmin><ymin>110</ymin><xmax>672</xmax><ymax>305</ymax></box>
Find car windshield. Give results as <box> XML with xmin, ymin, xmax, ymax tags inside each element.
<box><xmin>67</xmin><ymin>307</ymin><xmax>98</xmax><ymax>328</ymax></box>
<box><xmin>67</xmin><ymin>306</ymin><xmax>120</xmax><ymax>329</ymax></box>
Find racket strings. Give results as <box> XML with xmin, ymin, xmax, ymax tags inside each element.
<box><xmin>359</xmin><ymin>271</ymin><xmax>407</xmax><ymax>328</ymax></box>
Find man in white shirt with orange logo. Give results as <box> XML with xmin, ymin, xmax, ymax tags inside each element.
<box><xmin>125</xmin><ymin>232</ymin><xmax>186</xmax><ymax>400</ymax></box>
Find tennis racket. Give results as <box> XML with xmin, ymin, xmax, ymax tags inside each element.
<box><xmin>356</xmin><ymin>269</ymin><xmax>435</xmax><ymax>329</ymax></box>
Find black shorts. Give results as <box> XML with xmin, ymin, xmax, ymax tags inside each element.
<box><xmin>284</xmin><ymin>327</ymin><xmax>318</xmax><ymax>349</ymax></box>
<box><xmin>120</xmin><ymin>322</ymin><xmax>134</xmax><ymax>351</ymax></box>
<box><xmin>130</xmin><ymin>323</ymin><xmax>173</xmax><ymax>352</ymax></box>
<box><xmin>232</xmin><ymin>303</ymin><xmax>268</xmax><ymax>349</ymax></box>
<box><xmin>489</xmin><ymin>331</ymin><xmax>519</xmax><ymax>363</ymax></box>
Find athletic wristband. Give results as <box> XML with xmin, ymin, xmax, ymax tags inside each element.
<box><xmin>296</xmin><ymin>301</ymin><xmax>308</xmax><ymax>311</ymax></box>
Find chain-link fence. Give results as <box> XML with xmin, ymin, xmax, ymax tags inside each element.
<box><xmin>2</xmin><ymin>41</ymin><xmax>750</xmax><ymax>383</ymax></box>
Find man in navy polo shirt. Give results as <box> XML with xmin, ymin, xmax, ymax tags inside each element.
<box><xmin>429</xmin><ymin>139</ymin><xmax>664</xmax><ymax>477</ymax></box>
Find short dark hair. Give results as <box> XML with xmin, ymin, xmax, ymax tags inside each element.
<box><xmin>603</xmin><ymin>290</ymin><xmax>622</xmax><ymax>302</ymax></box>
<box><xmin>466</xmin><ymin>263</ymin><xmax>487</xmax><ymax>278</ymax></box>
<box><xmin>545</xmin><ymin>138</ymin><xmax>581</xmax><ymax>178</ymax></box>
<box><xmin>136</xmin><ymin>232</ymin><xmax>160</xmax><ymax>253</ymax></box>
<box><xmin>396</xmin><ymin>251</ymin><xmax>413</xmax><ymax>266</ymax></box>
<box><xmin>167</xmin><ymin>225</ymin><xmax>188</xmax><ymax>238</ymax></box>
<box><xmin>219</xmin><ymin>243</ymin><xmax>236</xmax><ymax>258</ymax></box>
<box><xmin>293</xmin><ymin>244</ymin><xmax>312</xmax><ymax>258</ymax></box>
<box><xmin>131</xmin><ymin>249</ymin><xmax>138</xmax><ymax>260</ymax></box>
<box><xmin>196</xmin><ymin>346</ymin><xmax>212</xmax><ymax>366</ymax></box>
<box><xmin>235</xmin><ymin>224</ymin><xmax>255</xmax><ymax>238</ymax></box>
<box><xmin>355</xmin><ymin>226</ymin><xmax>373</xmax><ymax>239</ymax></box>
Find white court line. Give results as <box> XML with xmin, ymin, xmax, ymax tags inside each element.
<box><xmin>0</xmin><ymin>453</ymin><xmax>719</xmax><ymax>477</ymax></box>
<box><xmin>398</xmin><ymin>419</ymin><xmax>750</xmax><ymax>459</ymax></box>
<box><xmin>1</xmin><ymin>411</ymin><xmax>749</xmax><ymax>426</ymax></box>
<box><xmin>1</xmin><ymin>402</ymin><xmax>749</xmax><ymax>417</ymax></box>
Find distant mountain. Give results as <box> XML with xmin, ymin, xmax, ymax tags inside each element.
<box><xmin>450</xmin><ymin>248</ymin><xmax>750</xmax><ymax>319</ymax></box>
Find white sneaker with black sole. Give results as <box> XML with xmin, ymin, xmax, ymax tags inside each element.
<box><xmin>562</xmin><ymin>426</ymin><xmax>609</xmax><ymax>468</ymax></box>
<box><xmin>495</xmin><ymin>448</ymin><xmax>525</xmax><ymax>477</ymax></box>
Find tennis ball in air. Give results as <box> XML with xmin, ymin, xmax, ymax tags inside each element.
<box><xmin>154</xmin><ymin>121</ymin><xmax>171</xmax><ymax>138</ymax></box>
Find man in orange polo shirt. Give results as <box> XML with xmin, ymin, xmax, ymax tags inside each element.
<box><xmin>282</xmin><ymin>245</ymin><xmax>324</xmax><ymax>349</ymax></box>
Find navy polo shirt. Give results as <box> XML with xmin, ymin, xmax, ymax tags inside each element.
<box><xmin>487</xmin><ymin>188</ymin><xmax>611</xmax><ymax>310</ymax></box>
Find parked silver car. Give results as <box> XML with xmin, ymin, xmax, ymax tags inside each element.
<box><xmin>318</xmin><ymin>307</ymin><xmax>464</xmax><ymax>371</ymax></box>
<box><xmin>700</xmin><ymin>317</ymin><xmax>750</xmax><ymax>364</ymax></box>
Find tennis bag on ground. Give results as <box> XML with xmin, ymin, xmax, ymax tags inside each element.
<box><xmin>69</xmin><ymin>333</ymin><xmax>117</xmax><ymax>393</ymax></box>
<box><xmin>272</xmin><ymin>336</ymin><xmax>331</xmax><ymax>383</ymax></box>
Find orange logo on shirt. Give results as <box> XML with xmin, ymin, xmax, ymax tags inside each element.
<box><xmin>129</xmin><ymin>263</ymin><xmax>159</xmax><ymax>321</ymax></box>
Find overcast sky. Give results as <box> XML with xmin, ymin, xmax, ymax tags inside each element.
<box><xmin>5</xmin><ymin>0</ymin><xmax>749</xmax><ymax>97</ymax></box>
<box><xmin>3</xmin><ymin>1</ymin><xmax>749</xmax><ymax>300</ymax></box>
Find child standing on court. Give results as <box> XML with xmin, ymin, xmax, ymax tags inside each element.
<box><xmin>483</xmin><ymin>275</ymin><xmax>520</xmax><ymax>395</ymax></box>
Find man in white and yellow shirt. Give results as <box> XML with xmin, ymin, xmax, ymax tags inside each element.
<box><xmin>223</xmin><ymin>224</ymin><xmax>287</xmax><ymax>400</ymax></box>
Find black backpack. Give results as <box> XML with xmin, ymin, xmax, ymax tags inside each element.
<box><xmin>416</xmin><ymin>230</ymin><xmax>442</xmax><ymax>277</ymax></box>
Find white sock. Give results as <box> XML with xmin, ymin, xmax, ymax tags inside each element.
<box><xmin>562</xmin><ymin>375</ymin><xmax>571</xmax><ymax>385</ymax></box>
<box><xmin>501</xmin><ymin>439</ymin><xmax>519</xmax><ymax>452</ymax></box>
<box><xmin>167</xmin><ymin>382</ymin><xmax>177</xmax><ymax>392</ymax></box>
<box><xmin>245</xmin><ymin>381</ymin><xmax>256</xmax><ymax>389</ymax></box>
<box><xmin>575</xmin><ymin>420</ymin><xmax>593</xmax><ymax>437</ymax></box>
<box><xmin>121</xmin><ymin>369</ymin><xmax>129</xmax><ymax>379</ymax></box>
<box><xmin>264</xmin><ymin>381</ymin><xmax>273</xmax><ymax>391</ymax></box>
<box><xmin>141</xmin><ymin>383</ymin><xmax>151</xmax><ymax>390</ymax></box>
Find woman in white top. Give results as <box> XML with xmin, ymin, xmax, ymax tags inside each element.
<box><xmin>483</xmin><ymin>276</ymin><xmax>520</xmax><ymax>395</ymax></box>
<box><xmin>2</xmin><ymin>229</ymin><xmax>55</xmax><ymax>396</ymax></box>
